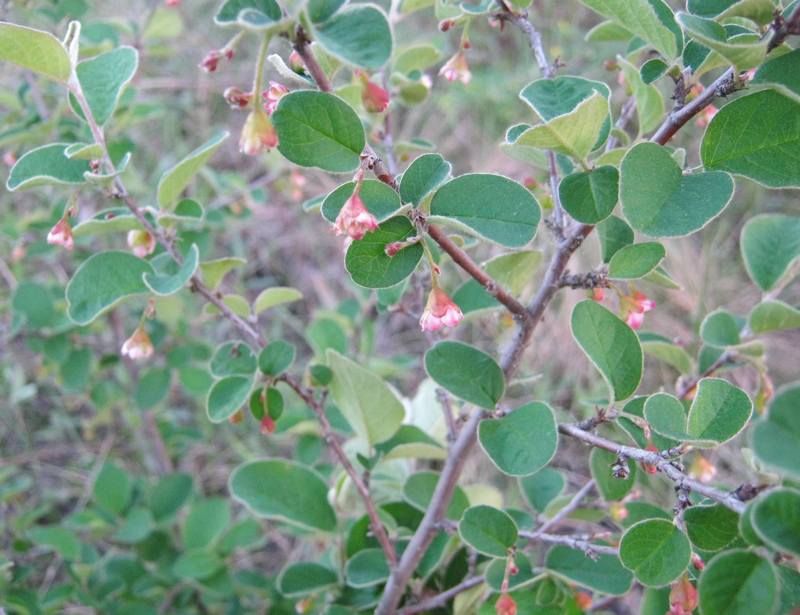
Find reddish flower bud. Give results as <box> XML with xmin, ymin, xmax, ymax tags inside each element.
<box><xmin>239</xmin><ymin>109</ymin><xmax>278</xmax><ymax>155</ymax></box>
<box><xmin>591</xmin><ymin>287</ymin><xmax>605</xmax><ymax>302</ymax></box>
<box><xmin>439</xmin><ymin>19</ymin><xmax>454</xmax><ymax>31</ymax></box>
<box><xmin>695</xmin><ymin>104</ymin><xmax>719</xmax><ymax>128</ymax></box>
<box><xmin>260</xmin><ymin>415</ymin><xmax>276</xmax><ymax>435</ymax></box>
<box><xmin>642</xmin><ymin>443</ymin><xmax>659</xmax><ymax>474</ymax></box>
<box><xmin>603</xmin><ymin>59</ymin><xmax>619</xmax><ymax>71</ymax></box>
<box><xmin>121</xmin><ymin>325</ymin><xmax>154</xmax><ymax>361</ymax></box>
<box><xmin>228</xmin><ymin>409</ymin><xmax>244</xmax><ymax>424</ymax></box>
<box><xmin>495</xmin><ymin>593</ymin><xmax>516</xmax><ymax>615</ymax></box>
<box><xmin>288</xmin><ymin>50</ymin><xmax>305</xmax><ymax>71</ymax></box>
<box><xmin>439</xmin><ymin>51</ymin><xmax>471</xmax><ymax>84</ymax></box>
<box><xmin>668</xmin><ymin>574</ymin><xmax>698</xmax><ymax>615</ymax></box>
<box><xmin>127</xmin><ymin>229</ymin><xmax>156</xmax><ymax>258</ymax></box>
<box><xmin>357</xmin><ymin>72</ymin><xmax>390</xmax><ymax>113</ymax></box>
<box><xmin>333</xmin><ymin>190</ymin><xmax>378</xmax><ymax>240</ymax></box>
<box><xmin>165</xmin><ymin>0</ymin><xmax>181</xmax><ymax>6</ymax></box>
<box><xmin>574</xmin><ymin>591</ymin><xmax>593</xmax><ymax>610</ymax></box>
<box><xmin>47</xmin><ymin>218</ymin><xmax>74</xmax><ymax>250</ymax></box>
<box><xmin>2</xmin><ymin>151</ymin><xmax>16</xmax><ymax>166</ymax></box>
<box><xmin>262</xmin><ymin>80</ymin><xmax>289</xmax><ymax>114</ymax></box>
<box><xmin>223</xmin><ymin>86</ymin><xmax>252</xmax><ymax>109</ymax></box>
<box><xmin>609</xmin><ymin>501</ymin><xmax>628</xmax><ymax>523</ymax></box>
<box><xmin>200</xmin><ymin>49</ymin><xmax>224</xmax><ymax>72</ymax></box>
<box><xmin>691</xmin><ymin>552</ymin><xmax>705</xmax><ymax>570</ymax></box>
<box><xmin>462</xmin><ymin>39</ymin><xmax>471</xmax><ymax>49</ymax></box>
<box><xmin>420</xmin><ymin>287</ymin><xmax>463</xmax><ymax>332</ymax></box>
<box><xmin>385</xmin><ymin>241</ymin><xmax>404</xmax><ymax>257</ymax></box>
<box><xmin>622</xmin><ymin>290</ymin><xmax>655</xmax><ymax>329</ymax></box>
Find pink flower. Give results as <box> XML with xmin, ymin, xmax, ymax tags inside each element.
<box><xmin>223</xmin><ymin>86</ymin><xmax>252</xmax><ymax>109</ymax></box>
<box><xmin>420</xmin><ymin>287</ymin><xmax>463</xmax><ymax>332</ymax></box>
<box><xmin>165</xmin><ymin>0</ymin><xmax>180</xmax><ymax>6</ymax></box>
<box><xmin>262</xmin><ymin>81</ymin><xmax>289</xmax><ymax>115</ymax></box>
<box><xmin>695</xmin><ymin>104</ymin><xmax>718</xmax><ymax>127</ymax></box>
<box><xmin>3</xmin><ymin>151</ymin><xmax>16</xmax><ymax>166</ymax></box>
<box><xmin>356</xmin><ymin>71</ymin><xmax>389</xmax><ymax>113</ymax></box>
<box><xmin>623</xmin><ymin>290</ymin><xmax>655</xmax><ymax>329</ymax></box>
<box><xmin>333</xmin><ymin>190</ymin><xmax>378</xmax><ymax>240</ymax></box>
<box><xmin>199</xmin><ymin>48</ymin><xmax>233</xmax><ymax>73</ymax></box>
<box><xmin>591</xmin><ymin>288</ymin><xmax>605</xmax><ymax>302</ymax></box>
<box><xmin>495</xmin><ymin>594</ymin><xmax>516</xmax><ymax>615</ymax></box>
<box><xmin>288</xmin><ymin>50</ymin><xmax>305</xmax><ymax>72</ymax></box>
<box><xmin>668</xmin><ymin>574</ymin><xmax>698</xmax><ymax>615</ymax></box>
<box><xmin>239</xmin><ymin>109</ymin><xmax>278</xmax><ymax>155</ymax></box>
<box><xmin>127</xmin><ymin>229</ymin><xmax>156</xmax><ymax>258</ymax></box>
<box><xmin>260</xmin><ymin>415</ymin><xmax>276</xmax><ymax>434</ymax></box>
<box><xmin>626</xmin><ymin>310</ymin><xmax>645</xmax><ymax>329</ymax></box>
<box><xmin>439</xmin><ymin>51</ymin><xmax>471</xmax><ymax>84</ymax></box>
<box><xmin>121</xmin><ymin>325</ymin><xmax>154</xmax><ymax>361</ymax></box>
<box><xmin>47</xmin><ymin>218</ymin><xmax>74</xmax><ymax>250</ymax></box>
<box><xmin>689</xmin><ymin>455</ymin><xmax>717</xmax><ymax>484</ymax></box>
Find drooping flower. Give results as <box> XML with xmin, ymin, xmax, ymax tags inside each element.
<box><xmin>260</xmin><ymin>415</ymin><xmax>276</xmax><ymax>435</ymax></box>
<box><xmin>495</xmin><ymin>593</ymin><xmax>517</xmax><ymax>615</ymax></box>
<box><xmin>121</xmin><ymin>325</ymin><xmax>154</xmax><ymax>361</ymax></box>
<box><xmin>356</xmin><ymin>71</ymin><xmax>390</xmax><ymax>113</ymax></box>
<box><xmin>47</xmin><ymin>218</ymin><xmax>74</xmax><ymax>250</ymax></box>
<box><xmin>333</xmin><ymin>188</ymin><xmax>378</xmax><ymax>240</ymax></box>
<box><xmin>420</xmin><ymin>287</ymin><xmax>463</xmax><ymax>332</ymax></box>
<box><xmin>223</xmin><ymin>86</ymin><xmax>252</xmax><ymax>109</ymax></box>
<box><xmin>262</xmin><ymin>81</ymin><xmax>289</xmax><ymax>115</ymax></box>
<box><xmin>127</xmin><ymin>229</ymin><xmax>156</xmax><ymax>258</ymax></box>
<box><xmin>623</xmin><ymin>290</ymin><xmax>655</xmax><ymax>330</ymax></box>
<box><xmin>239</xmin><ymin>109</ymin><xmax>278</xmax><ymax>155</ymax></box>
<box><xmin>439</xmin><ymin>51</ymin><xmax>471</xmax><ymax>84</ymax></box>
<box><xmin>668</xmin><ymin>574</ymin><xmax>698</xmax><ymax>615</ymax></box>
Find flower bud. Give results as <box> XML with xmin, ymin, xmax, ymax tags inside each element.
<box><xmin>439</xmin><ymin>19</ymin><xmax>454</xmax><ymax>31</ymax></box>
<box><xmin>642</xmin><ymin>443</ymin><xmax>659</xmax><ymax>474</ymax></box>
<box><xmin>333</xmin><ymin>189</ymin><xmax>379</xmax><ymax>240</ymax></box>
<box><xmin>47</xmin><ymin>218</ymin><xmax>74</xmax><ymax>250</ymax></box>
<box><xmin>691</xmin><ymin>552</ymin><xmax>705</xmax><ymax>570</ymax></box>
<box><xmin>439</xmin><ymin>51</ymin><xmax>471</xmax><ymax>85</ymax></box>
<box><xmin>262</xmin><ymin>80</ymin><xmax>289</xmax><ymax>115</ymax></box>
<box><xmin>200</xmin><ymin>49</ymin><xmax>224</xmax><ymax>72</ymax></box>
<box><xmin>357</xmin><ymin>71</ymin><xmax>390</xmax><ymax>113</ymax></box>
<box><xmin>166</xmin><ymin>0</ymin><xmax>181</xmax><ymax>6</ymax></box>
<box><xmin>223</xmin><ymin>86</ymin><xmax>252</xmax><ymax>109</ymax></box>
<box><xmin>2</xmin><ymin>151</ymin><xmax>16</xmax><ymax>166</ymax></box>
<box><xmin>668</xmin><ymin>574</ymin><xmax>698</xmax><ymax>615</ymax></box>
<box><xmin>420</xmin><ymin>287</ymin><xmax>463</xmax><ymax>332</ymax></box>
<box><xmin>695</xmin><ymin>104</ymin><xmax>718</xmax><ymax>128</ymax></box>
<box><xmin>591</xmin><ymin>287</ymin><xmax>605</xmax><ymax>302</ymax></box>
<box><xmin>495</xmin><ymin>593</ymin><xmax>516</xmax><ymax>615</ymax></box>
<box><xmin>121</xmin><ymin>325</ymin><xmax>154</xmax><ymax>361</ymax></box>
<box><xmin>689</xmin><ymin>455</ymin><xmax>717</xmax><ymax>484</ymax></box>
<box><xmin>574</xmin><ymin>591</ymin><xmax>592</xmax><ymax>610</ymax></box>
<box><xmin>239</xmin><ymin>109</ymin><xmax>278</xmax><ymax>155</ymax></box>
<box><xmin>260</xmin><ymin>415</ymin><xmax>276</xmax><ymax>435</ymax></box>
<box><xmin>127</xmin><ymin>229</ymin><xmax>156</xmax><ymax>258</ymax></box>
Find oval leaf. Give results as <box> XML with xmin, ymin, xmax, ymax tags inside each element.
<box><xmin>0</xmin><ymin>22</ymin><xmax>71</xmax><ymax>82</ymax></box>
<box><xmin>142</xmin><ymin>244</ymin><xmax>199</xmax><ymax>296</ymax></box>
<box><xmin>157</xmin><ymin>131</ymin><xmax>229</xmax><ymax>210</ymax></box>
<box><xmin>619</xmin><ymin>519</ymin><xmax>691</xmax><ymax>587</ymax></box>
<box><xmin>206</xmin><ymin>375</ymin><xmax>253</xmax><ymax>423</ymax></box>
<box><xmin>425</xmin><ymin>341</ymin><xmax>505</xmax><ymax>409</ymax></box>
<box><xmin>345</xmin><ymin>216</ymin><xmax>423</xmax><ymax>288</ymax></box>
<box><xmin>458</xmin><ymin>505</ymin><xmax>518</xmax><ymax>558</ymax></box>
<box><xmin>7</xmin><ymin>143</ymin><xmax>92</xmax><ymax>191</ymax></box>
<box><xmin>698</xmin><ymin>549</ymin><xmax>777</xmax><ymax>615</ymax></box>
<box><xmin>558</xmin><ymin>165</ymin><xmax>619</xmax><ymax>224</ymax></box>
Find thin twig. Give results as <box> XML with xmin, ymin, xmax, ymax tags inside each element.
<box><xmin>675</xmin><ymin>351</ymin><xmax>735</xmax><ymax>399</ymax></box>
<box><xmin>528</xmin><ymin>479</ymin><xmax>596</xmax><ymax>539</ymax></box>
<box><xmin>519</xmin><ymin>530</ymin><xmax>618</xmax><ymax>557</ymax></box>
<box><xmin>397</xmin><ymin>575</ymin><xmax>484</xmax><ymax>614</ymax></box>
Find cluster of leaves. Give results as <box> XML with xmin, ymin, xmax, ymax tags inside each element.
<box><xmin>2</xmin><ymin>0</ymin><xmax>800</xmax><ymax>613</ymax></box>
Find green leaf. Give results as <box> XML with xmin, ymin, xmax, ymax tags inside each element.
<box><xmin>458</xmin><ymin>505</ymin><xmax>518</xmax><ymax>557</ymax></box>
<box><xmin>740</xmin><ymin>214</ymin><xmax>800</xmax><ymax>292</ymax></box>
<box><xmin>698</xmin><ymin>550</ymin><xmax>777</xmax><ymax>615</ymax></box>
<box><xmin>399</xmin><ymin>153</ymin><xmax>452</xmax><ymax>205</ymax></box>
<box><xmin>752</xmin><ymin>488</ymin><xmax>800</xmax><ymax>557</ymax></box>
<box><xmin>425</xmin><ymin>341</ymin><xmax>505</xmax><ymax>409</ymax></box>
<box><xmin>111</xmin><ymin>509</ymin><xmax>155</xmax><ymax>544</ymax></box>
<box><xmin>518</xmin><ymin>468</ymin><xmax>566</xmax><ymax>512</ymax></box>
<box><xmin>149</xmin><ymin>473</ymin><xmax>193</xmax><ymax>523</ymax></box>
<box><xmin>7</xmin><ymin>143</ymin><xmax>92</xmax><ymax>191</ymax></box>
<box><xmin>158</xmin><ymin>198</ymin><xmax>205</xmax><ymax>227</ymax></box>
<box><xmin>157</xmin><ymin>131</ymin><xmax>228</xmax><ymax>210</ymax></box>
<box><xmin>477</xmin><ymin>402</ymin><xmax>558</xmax><ymax>476</ymax></box>
<box><xmin>142</xmin><ymin>244</ymin><xmax>199</xmax><ymax>296</ymax></box>
<box><xmin>619</xmin><ymin>519</ymin><xmax>691</xmax><ymax>587</ymax></box>
<box><xmin>312</xmin><ymin>5</ymin><xmax>392</xmax><ymax>69</ymax></box>
<box><xmin>172</xmin><ymin>550</ymin><xmax>222</xmax><ymax>580</ymax></box>
<box><xmin>429</xmin><ymin>174</ymin><xmax>540</xmax><ymax>248</ymax></box>
<box><xmin>28</xmin><ymin>526</ymin><xmax>80</xmax><ymax>560</ymax></box>
<box><xmin>394</xmin><ymin>44</ymin><xmax>440</xmax><ymax>74</ymax></box>
<box><xmin>183</xmin><ymin>498</ymin><xmax>230</xmax><ymax>550</ymax></box>
<box><xmin>640</xmin><ymin>58</ymin><xmax>668</xmax><ymax>84</ymax></box>
<box><xmin>404</xmin><ymin>471</ymin><xmax>470</xmax><ymax>520</ymax></box>
<box><xmin>590</xmin><ymin>447</ymin><xmax>637</xmax><ymax>501</ymax></box>
<box><xmin>578</xmin><ymin>0</ymin><xmax>682</xmax><ymax>58</ymax></box>
<box><xmin>66</xmin><ymin>251</ymin><xmax>154</xmax><ymax>325</ymax></box>
<box><xmin>678</xmin><ymin>12</ymin><xmax>767</xmax><ymax>69</ymax></box>
<box><xmin>345</xmin><ymin>548</ymin><xmax>390</xmax><ymax>587</ymax></box>
<box><xmin>326</xmin><ymin>349</ymin><xmax>405</xmax><ymax>446</ymax></box>
<box><xmin>210</xmin><ymin>341</ymin><xmax>257</xmax><ymax>377</ymax></box>
<box><xmin>751</xmin><ymin>383</ymin><xmax>800</xmax><ymax>480</ymax></box>
<box><xmin>200</xmin><ymin>257</ymin><xmax>246</xmax><ymax>290</ymax></box>
<box><xmin>546</xmin><ymin>545</ymin><xmax>634</xmax><ymax>595</ymax></box>
<box><xmin>12</xmin><ymin>282</ymin><xmax>54</xmax><ymax>328</ymax></box>
<box><xmin>214</xmin><ymin>0</ymin><xmax>283</xmax><ymax>29</ymax></box>
<box><xmin>749</xmin><ymin>300</ymin><xmax>800</xmax><ymax>334</ymax></box>
<box><xmin>253</xmin><ymin>286</ymin><xmax>303</xmax><ymax>313</ymax></box>
<box><xmin>641</xmin><ymin>338</ymin><xmax>693</xmax><ymax>374</ymax></box>
<box><xmin>278</xmin><ymin>562</ymin><xmax>338</xmax><ymax>596</ymax></box>
<box><xmin>608</xmin><ymin>242</ymin><xmax>665</xmax><ymax>279</ymax></box>
<box><xmin>618</xmin><ymin>56</ymin><xmax>665</xmax><ymax>134</ymax></box>
<box><xmin>307</xmin><ymin>0</ymin><xmax>347</xmax><ymax>23</ymax></box>
<box><xmin>0</xmin><ymin>22</ymin><xmax>71</xmax><ymax>82</ymax></box>
<box><xmin>229</xmin><ymin>459</ymin><xmax>337</xmax><ymax>531</ymax></box>
<box><xmin>345</xmin><ymin>216</ymin><xmax>423</xmax><ymax>288</ymax></box>
<box><xmin>751</xmin><ymin>48</ymin><xmax>800</xmax><ymax>102</ymax></box>
<box><xmin>621</xmin><ymin>142</ymin><xmax>733</xmax><ymax>237</ymax></box>
<box><xmin>684</xmin><ymin>504</ymin><xmax>740</xmax><ymax>551</ymax></box>
<box><xmin>571</xmin><ymin>300</ymin><xmax>643</xmax><ymax>402</ymax></box>
<box><xmin>558</xmin><ymin>166</ymin><xmax>619</xmax><ymax>224</ymax></box>
<box><xmin>485</xmin><ymin>552</ymin><xmax>537</xmax><ymax>592</ymax></box>
<box><xmin>273</xmin><ymin>90</ymin><xmax>365</xmax><ymax>173</ymax></box>
<box><xmin>688</xmin><ymin>0</ymin><xmax>777</xmax><ymax>24</ymax></box>
<box><xmin>135</xmin><ymin>367</ymin><xmax>171</xmax><ymax>409</ymax></box>
<box><xmin>72</xmin><ymin>207</ymin><xmax>144</xmax><ymax>238</ymax></box>
<box><xmin>597</xmin><ymin>215</ymin><xmax>634</xmax><ymax>263</ymax></box>
<box><xmin>206</xmin><ymin>375</ymin><xmax>253</xmax><ymax>423</ymax></box>
<box><xmin>643</xmin><ymin>380</ymin><xmax>752</xmax><ymax>447</ymax></box>
<box><xmin>69</xmin><ymin>46</ymin><xmax>138</xmax><ymax>125</ymax></box>
<box><xmin>258</xmin><ymin>340</ymin><xmax>295</xmax><ymax>376</ymax></box>
<box><xmin>322</xmin><ymin>180</ymin><xmax>401</xmax><ymax>223</ymax></box>
<box><xmin>94</xmin><ymin>461</ymin><xmax>132</xmax><ymax>515</ymax></box>
<box><xmin>701</xmin><ymin>90</ymin><xmax>800</xmax><ymax>188</ymax></box>
<box><xmin>452</xmin><ymin>250</ymin><xmax>542</xmax><ymax>315</ymax></box>
<box><xmin>700</xmin><ymin>308</ymin><xmax>741</xmax><ymax>347</ymax></box>
<box><xmin>514</xmin><ymin>92</ymin><xmax>610</xmax><ymax>161</ymax></box>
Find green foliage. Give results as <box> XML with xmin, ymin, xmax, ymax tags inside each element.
<box><xmin>457</xmin><ymin>505</ymin><xmax>518</xmax><ymax>557</ymax></box>
<box><xmin>619</xmin><ymin>519</ymin><xmax>691</xmax><ymax>587</ymax></box>
<box><xmin>698</xmin><ymin>550</ymin><xmax>778</xmax><ymax>615</ymax></box>
<box><xmin>425</xmin><ymin>341</ymin><xmax>505</xmax><ymax>408</ymax></box>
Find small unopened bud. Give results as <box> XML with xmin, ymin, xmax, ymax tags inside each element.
<box><xmin>668</xmin><ymin>574</ymin><xmax>698</xmax><ymax>615</ymax></box>
<box><xmin>689</xmin><ymin>455</ymin><xmax>717</xmax><ymax>484</ymax></box>
<box><xmin>260</xmin><ymin>415</ymin><xmax>276</xmax><ymax>435</ymax></box>
<box><xmin>200</xmin><ymin>49</ymin><xmax>224</xmax><ymax>72</ymax></box>
<box><xmin>223</xmin><ymin>86</ymin><xmax>252</xmax><ymax>109</ymax></box>
<box><xmin>439</xmin><ymin>19</ymin><xmax>454</xmax><ymax>31</ymax></box>
<box><xmin>127</xmin><ymin>229</ymin><xmax>156</xmax><ymax>258</ymax></box>
<box><xmin>385</xmin><ymin>242</ymin><xmax>404</xmax><ymax>257</ymax></box>
<box><xmin>89</xmin><ymin>159</ymin><xmax>101</xmax><ymax>171</ymax></box>
<box><xmin>2</xmin><ymin>151</ymin><xmax>16</xmax><ymax>166</ymax></box>
<box><xmin>603</xmin><ymin>59</ymin><xmax>619</xmax><ymax>71</ymax></box>
<box><xmin>574</xmin><ymin>591</ymin><xmax>592</xmax><ymax>610</ymax></box>
<box><xmin>495</xmin><ymin>593</ymin><xmax>516</xmax><ymax>615</ymax></box>
<box><xmin>121</xmin><ymin>325</ymin><xmax>154</xmax><ymax>361</ymax></box>
<box><xmin>165</xmin><ymin>0</ymin><xmax>181</xmax><ymax>6</ymax></box>
<box><xmin>288</xmin><ymin>50</ymin><xmax>305</xmax><ymax>71</ymax></box>
<box><xmin>357</xmin><ymin>71</ymin><xmax>390</xmax><ymax>113</ymax></box>
<box><xmin>609</xmin><ymin>501</ymin><xmax>629</xmax><ymax>523</ymax></box>
<box><xmin>691</xmin><ymin>552</ymin><xmax>705</xmax><ymax>570</ymax></box>
<box><xmin>591</xmin><ymin>287</ymin><xmax>605</xmax><ymax>302</ymax></box>
<box><xmin>642</xmin><ymin>443</ymin><xmax>659</xmax><ymax>475</ymax></box>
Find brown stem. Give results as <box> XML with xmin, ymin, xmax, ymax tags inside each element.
<box><xmin>397</xmin><ymin>575</ymin><xmax>484</xmax><ymax>614</ymax></box>
<box><xmin>527</xmin><ymin>479</ymin><xmax>596</xmax><ymax>539</ymax></box>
